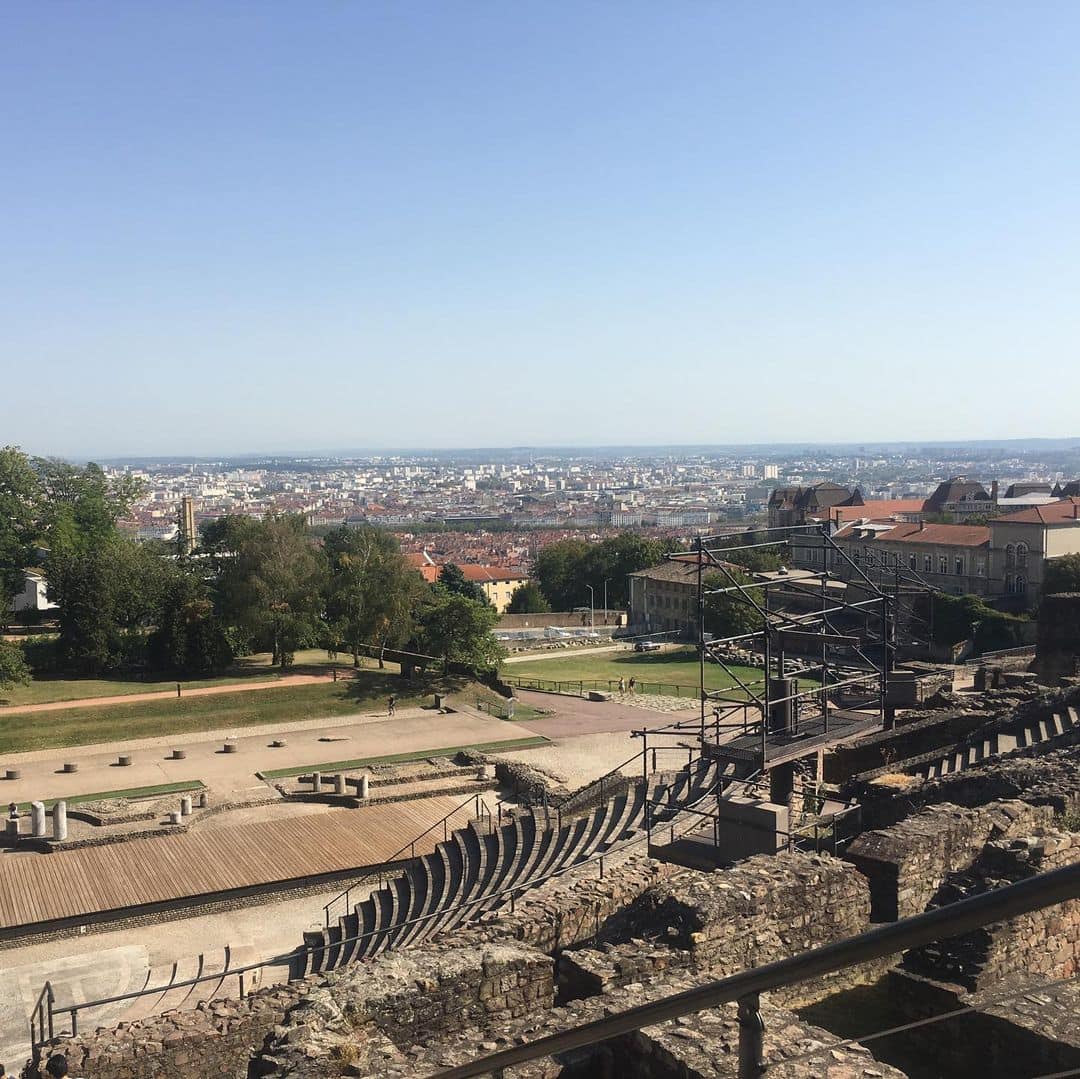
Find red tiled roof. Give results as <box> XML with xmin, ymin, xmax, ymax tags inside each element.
<box><xmin>835</xmin><ymin>521</ymin><xmax>989</xmax><ymax>548</ymax></box>
<box><xmin>456</xmin><ymin>564</ymin><xmax>530</xmax><ymax>583</ymax></box>
<box><xmin>993</xmin><ymin>497</ymin><xmax>1080</xmax><ymax>525</ymax></box>
<box><xmin>829</xmin><ymin>499</ymin><xmax>927</xmax><ymax>522</ymax></box>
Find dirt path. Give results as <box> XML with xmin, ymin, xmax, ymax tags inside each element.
<box><xmin>0</xmin><ymin>670</ymin><xmax>345</xmax><ymax>715</ymax></box>
<box><xmin>503</xmin><ymin>644</ymin><xmax>627</xmax><ymax>664</ymax></box>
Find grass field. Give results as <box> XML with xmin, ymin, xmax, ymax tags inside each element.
<box><xmin>0</xmin><ymin>671</ymin><xmax>441</xmax><ymax>755</ymax></box>
<box><xmin>0</xmin><ymin>648</ymin><xmax>397</xmax><ymax>708</ymax></box>
<box><xmin>502</xmin><ymin>647</ymin><xmax>765</xmax><ymax>696</ymax></box>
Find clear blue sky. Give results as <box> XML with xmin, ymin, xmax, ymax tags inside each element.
<box><xmin>3</xmin><ymin>3</ymin><xmax>1079</xmax><ymax>457</ymax></box>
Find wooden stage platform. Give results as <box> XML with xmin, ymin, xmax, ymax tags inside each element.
<box><xmin>0</xmin><ymin>794</ymin><xmax>465</xmax><ymax>936</ymax></box>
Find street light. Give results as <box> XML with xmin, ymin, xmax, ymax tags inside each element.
<box><xmin>603</xmin><ymin>578</ymin><xmax>611</xmax><ymax>617</ymax></box>
<box><xmin>585</xmin><ymin>584</ymin><xmax>595</xmax><ymax>633</ymax></box>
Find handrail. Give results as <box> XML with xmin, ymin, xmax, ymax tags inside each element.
<box><xmin>430</xmin><ymin>860</ymin><xmax>1080</xmax><ymax>1079</ymax></box>
<box><xmin>322</xmin><ymin>790</ymin><xmax>499</xmax><ymax>926</ymax></box>
<box><xmin>31</xmin><ymin>758</ymin><xmax>723</xmax><ymax>1055</ymax></box>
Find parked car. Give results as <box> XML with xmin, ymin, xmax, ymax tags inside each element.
<box><xmin>634</xmin><ymin>640</ymin><xmax>662</xmax><ymax>652</ymax></box>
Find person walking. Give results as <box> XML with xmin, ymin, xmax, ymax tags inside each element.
<box><xmin>618</xmin><ymin>676</ymin><xmax>625</xmax><ymax>694</ymax></box>
<box><xmin>628</xmin><ymin>677</ymin><xmax>636</xmax><ymax>695</ymax></box>
<box><xmin>388</xmin><ymin>694</ymin><xmax>396</xmax><ymax>716</ymax></box>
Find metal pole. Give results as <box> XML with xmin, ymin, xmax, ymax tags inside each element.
<box><xmin>697</xmin><ymin>536</ymin><xmax>706</xmax><ymax>746</ymax></box>
<box><xmin>737</xmin><ymin>993</ymin><xmax>764</xmax><ymax>1079</ymax></box>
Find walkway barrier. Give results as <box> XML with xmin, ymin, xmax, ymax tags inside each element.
<box><xmin>430</xmin><ymin>860</ymin><xmax>1080</xmax><ymax>1079</ymax></box>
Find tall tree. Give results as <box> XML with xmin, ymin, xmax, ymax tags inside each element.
<box><xmin>531</xmin><ymin>538</ymin><xmax>591</xmax><ymax>611</ymax></box>
<box><xmin>438</xmin><ymin>563</ymin><xmax>489</xmax><ymax>604</ymax></box>
<box><xmin>417</xmin><ymin>592</ymin><xmax>503</xmax><ymax>673</ymax></box>
<box><xmin>1044</xmin><ymin>554</ymin><xmax>1080</xmax><ymax>596</ymax></box>
<box><xmin>148</xmin><ymin>564</ymin><xmax>234</xmax><ymax>674</ymax></box>
<box><xmin>0</xmin><ymin>639</ymin><xmax>31</xmax><ymax>693</ymax></box>
<box><xmin>216</xmin><ymin>514</ymin><xmax>328</xmax><ymax>667</ymax></box>
<box><xmin>506</xmin><ymin>582</ymin><xmax>551</xmax><ymax>614</ymax></box>
<box><xmin>0</xmin><ymin>447</ymin><xmax>41</xmax><ymax>625</ymax></box>
<box><xmin>324</xmin><ymin>526</ymin><xmax>423</xmax><ymax>667</ymax></box>
<box><xmin>703</xmin><ymin>569</ymin><xmax>765</xmax><ymax>641</ymax></box>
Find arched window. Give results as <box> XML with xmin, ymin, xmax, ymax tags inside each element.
<box><xmin>1006</xmin><ymin>574</ymin><xmax>1015</xmax><ymax>594</ymax></box>
<box><xmin>1016</xmin><ymin>574</ymin><xmax>1027</xmax><ymax>595</ymax></box>
<box><xmin>1005</xmin><ymin>543</ymin><xmax>1016</xmax><ymax>568</ymax></box>
<box><xmin>1016</xmin><ymin>543</ymin><xmax>1028</xmax><ymax>568</ymax></box>
<box><xmin>955</xmin><ymin>556</ymin><xmax>965</xmax><ymax>575</ymax></box>
<box><xmin>939</xmin><ymin>555</ymin><xmax>948</xmax><ymax>575</ymax></box>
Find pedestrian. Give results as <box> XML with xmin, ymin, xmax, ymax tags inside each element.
<box><xmin>388</xmin><ymin>694</ymin><xmax>396</xmax><ymax>716</ymax></box>
<box><xmin>628</xmin><ymin>677</ymin><xmax>636</xmax><ymax>695</ymax></box>
<box><xmin>618</xmin><ymin>677</ymin><xmax>625</xmax><ymax>694</ymax></box>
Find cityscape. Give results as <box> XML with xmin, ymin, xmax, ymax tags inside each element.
<box><xmin>3</xmin><ymin>5</ymin><xmax>1079</xmax><ymax>1079</ymax></box>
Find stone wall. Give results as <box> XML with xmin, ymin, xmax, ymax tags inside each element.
<box><xmin>29</xmin><ymin>941</ymin><xmax>552</xmax><ymax>1079</ymax></box>
<box><xmin>856</xmin><ymin>742</ymin><xmax>1080</xmax><ymax>832</ymax></box>
<box><xmin>1036</xmin><ymin>592</ymin><xmax>1080</xmax><ymax>683</ymax></box>
<box><xmin>905</xmin><ymin>827</ymin><xmax>1080</xmax><ymax>992</ymax></box>
<box><xmin>557</xmin><ymin>853</ymin><xmax>876</xmax><ymax>1006</ymax></box>
<box><xmin>843</xmin><ymin>799</ymin><xmax>1051</xmax><ymax>921</ymax></box>
<box><xmin>263</xmin><ymin>970</ymin><xmax>906</xmax><ymax>1078</ymax></box>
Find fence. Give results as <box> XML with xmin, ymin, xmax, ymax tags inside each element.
<box><xmin>502</xmin><ymin>675</ymin><xmax>710</xmax><ymax>699</ymax></box>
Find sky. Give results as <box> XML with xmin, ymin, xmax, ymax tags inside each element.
<box><xmin>3</xmin><ymin>2</ymin><xmax>1079</xmax><ymax>457</ymax></box>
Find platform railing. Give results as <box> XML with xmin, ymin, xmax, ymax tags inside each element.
<box><xmin>429</xmin><ymin>860</ymin><xmax>1080</xmax><ymax>1079</ymax></box>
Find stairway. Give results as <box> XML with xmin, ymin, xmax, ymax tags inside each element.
<box><xmin>913</xmin><ymin>706</ymin><xmax>1079</xmax><ymax>781</ymax></box>
<box><xmin>297</xmin><ymin>756</ymin><xmax>723</xmax><ymax>977</ymax></box>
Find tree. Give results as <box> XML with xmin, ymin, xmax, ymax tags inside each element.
<box><xmin>215</xmin><ymin>515</ymin><xmax>328</xmax><ymax>667</ymax></box>
<box><xmin>703</xmin><ymin>569</ymin><xmax>765</xmax><ymax>641</ymax></box>
<box><xmin>1044</xmin><ymin>554</ymin><xmax>1080</xmax><ymax>596</ymax></box>
<box><xmin>0</xmin><ymin>639</ymin><xmax>30</xmax><ymax>693</ymax></box>
<box><xmin>324</xmin><ymin>526</ymin><xmax>423</xmax><ymax>667</ymax></box>
<box><xmin>507</xmin><ymin>582</ymin><xmax>551</xmax><ymax>614</ymax></box>
<box><xmin>531</xmin><ymin>539</ymin><xmax>592</xmax><ymax>611</ymax></box>
<box><xmin>0</xmin><ymin>447</ymin><xmax>40</xmax><ymax>626</ymax></box>
<box><xmin>438</xmin><ymin>563</ymin><xmax>488</xmax><ymax>604</ymax></box>
<box><xmin>417</xmin><ymin>592</ymin><xmax>504</xmax><ymax>674</ymax></box>
<box><xmin>148</xmin><ymin>565</ymin><xmax>233</xmax><ymax>674</ymax></box>
<box><xmin>48</xmin><ymin>534</ymin><xmax>166</xmax><ymax>674</ymax></box>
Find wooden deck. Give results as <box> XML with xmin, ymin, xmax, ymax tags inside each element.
<box><xmin>0</xmin><ymin>795</ymin><xmax>466</xmax><ymax>933</ymax></box>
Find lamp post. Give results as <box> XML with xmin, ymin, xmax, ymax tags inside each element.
<box><xmin>603</xmin><ymin>578</ymin><xmax>610</xmax><ymax>619</ymax></box>
<box><xmin>585</xmin><ymin>585</ymin><xmax>595</xmax><ymax>633</ymax></box>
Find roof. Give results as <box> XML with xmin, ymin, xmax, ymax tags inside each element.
<box><xmin>993</xmin><ymin>497</ymin><xmax>1080</xmax><ymax>526</ymax></box>
<box><xmin>628</xmin><ymin>560</ymin><xmax>701</xmax><ymax>585</ymax></box>
<box><xmin>454</xmin><ymin>564</ymin><xmax>530</xmax><ymax>583</ymax></box>
<box><xmin>829</xmin><ymin>499</ymin><xmax>927</xmax><ymax>523</ymax></box>
<box><xmin>835</xmin><ymin>521</ymin><xmax>990</xmax><ymax>548</ymax></box>
<box><xmin>924</xmin><ymin>477</ymin><xmax>991</xmax><ymax>511</ymax></box>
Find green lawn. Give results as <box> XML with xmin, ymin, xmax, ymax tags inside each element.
<box><xmin>0</xmin><ymin>672</ymin><xmax>437</xmax><ymax>755</ymax></box>
<box><xmin>502</xmin><ymin>647</ymin><xmax>765</xmax><ymax>697</ymax></box>
<box><xmin>0</xmin><ymin>648</ymin><xmax>395</xmax><ymax>708</ymax></box>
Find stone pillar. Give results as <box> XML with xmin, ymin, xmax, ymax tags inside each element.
<box><xmin>169</xmin><ymin>810</ymin><xmax>182</xmax><ymax>825</ymax></box>
<box><xmin>198</xmin><ymin>791</ymin><xmax>209</xmax><ymax>809</ymax></box>
<box><xmin>30</xmin><ymin>801</ymin><xmax>46</xmax><ymax>838</ymax></box>
<box><xmin>180</xmin><ymin>795</ymin><xmax>192</xmax><ymax>817</ymax></box>
<box><xmin>312</xmin><ymin>771</ymin><xmax>322</xmax><ymax>792</ymax></box>
<box><xmin>335</xmin><ymin>773</ymin><xmax>346</xmax><ymax>796</ymax></box>
<box><xmin>52</xmin><ymin>801</ymin><xmax>68</xmax><ymax>842</ymax></box>
<box><xmin>6</xmin><ymin>817</ymin><xmax>21</xmax><ymax>839</ymax></box>
<box><xmin>358</xmin><ymin>774</ymin><xmax>370</xmax><ymax>799</ymax></box>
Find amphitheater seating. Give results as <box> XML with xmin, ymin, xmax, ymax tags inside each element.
<box><xmin>298</xmin><ymin>756</ymin><xmax>723</xmax><ymax>978</ymax></box>
<box><xmin>913</xmin><ymin>705</ymin><xmax>1078</xmax><ymax>781</ymax></box>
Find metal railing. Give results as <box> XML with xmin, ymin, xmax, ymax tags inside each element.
<box><xmin>322</xmin><ymin>791</ymin><xmax>499</xmax><ymax>926</ymax></box>
<box><xmin>963</xmin><ymin>643</ymin><xmax>1037</xmax><ymax>664</ymax></box>
<box><xmin>503</xmin><ymin>675</ymin><xmax>711</xmax><ymax>699</ymax></box>
<box><xmin>29</xmin><ymin>757</ymin><xmax>726</xmax><ymax>1061</ymax></box>
<box><xmin>430</xmin><ymin>860</ymin><xmax>1080</xmax><ymax>1079</ymax></box>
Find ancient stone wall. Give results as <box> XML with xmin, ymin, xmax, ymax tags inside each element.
<box><xmin>1036</xmin><ymin>592</ymin><xmax>1080</xmax><ymax>682</ymax></box>
<box><xmin>843</xmin><ymin>799</ymin><xmax>1051</xmax><ymax>921</ymax></box>
<box><xmin>29</xmin><ymin>941</ymin><xmax>552</xmax><ymax>1079</ymax></box>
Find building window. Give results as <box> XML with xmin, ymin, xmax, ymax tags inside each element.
<box><xmin>976</xmin><ymin>558</ymin><xmax>985</xmax><ymax>576</ymax></box>
<box><xmin>1016</xmin><ymin>543</ymin><xmax>1028</xmax><ymax>568</ymax></box>
<box><xmin>909</xmin><ymin>553</ymin><xmax>917</xmax><ymax>570</ymax></box>
<box><xmin>955</xmin><ymin>556</ymin><xmax>965</xmax><ymax>575</ymax></box>
<box><xmin>1016</xmin><ymin>574</ymin><xmax>1027</xmax><ymax>595</ymax></box>
<box><xmin>1006</xmin><ymin>574</ymin><xmax>1015</xmax><ymax>594</ymax></box>
<box><xmin>924</xmin><ymin>554</ymin><xmax>932</xmax><ymax>573</ymax></box>
<box><xmin>1005</xmin><ymin>544</ymin><xmax>1016</xmax><ymax>568</ymax></box>
<box><xmin>939</xmin><ymin>555</ymin><xmax>948</xmax><ymax>575</ymax></box>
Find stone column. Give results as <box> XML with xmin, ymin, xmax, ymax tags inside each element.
<box><xmin>6</xmin><ymin>817</ymin><xmax>21</xmax><ymax>839</ymax></box>
<box><xmin>312</xmin><ymin>771</ymin><xmax>322</xmax><ymax>792</ymax></box>
<box><xmin>52</xmin><ymin>801</ymin><xmax>68</xmax><ymax>842</ymax></box>
<box><xmin>335</xmin><ymin>773</ymin><xmax>346</xmax><ymax>796</ymax></box>
<box><xmin>30</xmin><ymin>801</ymin><xmax>46</xmax><ymax>838</ymax></box>
<box><xmin>358</xmin><ymin>774</ymin><xmax>370</xmax><ymax>799</ymax></box>
<box><xmin>198</xmin><ymin>791</ymin><xmax>209</xmax><ymax>809</ymax></box>
<box><xmin>180</xmin><ymin>795</ymin><xmax>192</xmax><ymax>817</ymax></box>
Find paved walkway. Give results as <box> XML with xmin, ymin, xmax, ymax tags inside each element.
<box><xmin>515</xmin><ymin>690</ymin><xmax>695</xmax><ymax>739</ymax></box>
<box><xmin>0</xmin><ymin>708</ymin><xmax>515</xmax><ymax>804</ymax></box>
